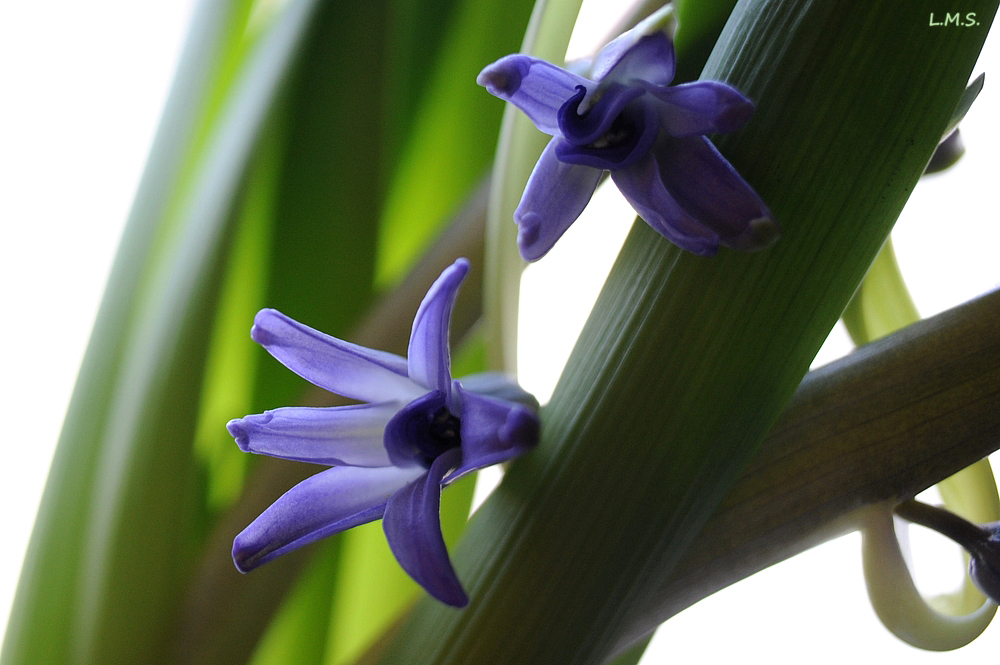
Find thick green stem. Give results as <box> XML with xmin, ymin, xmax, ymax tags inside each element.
<box><xmin>373</xmin><ymin>2</ymin><xmax>998</xmax><ymax>663</ymax></box>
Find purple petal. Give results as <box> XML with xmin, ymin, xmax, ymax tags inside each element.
<box><xmin>554</xmin><ymin>96</ymin><xmax>660</xmax><ymax>171</ymax></box>
<box><xmin>446</xmin><ymin>384</ymin><xmax>540</xmax><ymax>482</ymax></box>
<box><xmin>456</xmin><ymin>372</ymin><xmax>539</xmax><ymax>411</ymax></box>
<box><xmin>477</xmin><ymin>55</ymin><xmax>593</xmax><ymax>135</ymax></box>
<box><xmin>407</xmin><ymin>259</ymin><xmax>468</xmax><ymax>396</ymax></box>
<box><xmin>227</xmin><ymin>402</ymin><xmax>399</xmax><ymax>467</ymax></box>
<box><xmin>514</xmin><ymin>138</ymin><xmax>602</xmax><ymax>262</ymax></box>
<box><xmin>654</xmin><ymin>136</ymin><xmax>778</xmax><ymax>251</ymax></box>
<box><xmin>252</xmin><ymin>309</ymin><xmax>424</xmax><ymax>403</ymax></box>
<box><xmin>612</xmin><ymin>154</ymin><xmax>721</xmax><ymax>255</ymax></box>
<box><xmin>644</xmin><ymin>81</ymin><xmax>754</xmax><ymax>137</ymax></box>
<box><xmin>592</xmin><ymin>32</ymin><xmax>675</xmax><ymax>87</ymax></box>
<box><xmin>233</xmin><ymin>464</ymin><xmax>424</xmax><ymax>572</ymax></box>
<box><xmin>383</xmin><ymin>448</ymin><xmax>467</xmax><ymax>607</ymax></box>
<box><xmin>557</xmin><ymin>83</ymin><xmax>644</xmax><ymax>146</ymax></box>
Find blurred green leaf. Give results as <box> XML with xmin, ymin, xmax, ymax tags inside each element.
<box><xmin>247</xmin><ymin>541</ymin><xmax>342</xmax><ymax>665</ymax></box>
<box><xmin>0</xmin><ymin>2</ymin><xmax>265</xmax><ymax>663</ymax></box>
<box><xmin>673</xmin><ymin>0</ymin><xmax>738</xmax><ymax>83</ymax></box>
<box><xmin>375</xmin><ymin>0</ymin><xmax>535</xmax><ymax>287</ymax></box>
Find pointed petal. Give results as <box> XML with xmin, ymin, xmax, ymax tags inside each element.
<box><xmin>644</xmin><ymin>81</ymin><xmax>754</xmax><ymax>137</ymax></box>
<box><xmin>456</xmin><ymin>372</ymin><xmax>540</xmax><ymax>411</ymax></box>
<box><xmin>514</xmin><ymin>138</ymin><xmax>602</xmax><ymax>262</ymax></box>
<box><xmin>592</xmin><ymin>26</ymin><xmax>675</xmax><ymax>86</ymax></box>
<box><xmin>446</xmin><ymin>384</ymin><xmax>540</xmax><ymax>482</ymax></box>
<box><xmin>227</xmin><ymin>402</ymin><xmax>399</xmax><ymax>467</ymax></box>
<box><xmin>383</xmin><ymin>448</ymin><xmax>467</xmax><ymax>607</ymax></box>
<box><xmin>233</xmin><ymin>464</ymin><xmax>423</xmax><ymax>572</ymax></box>
<box><xmin>612</xmin><ymin>154</ymin><xmax>720</xmax><ymax>255</ymax></box>
<box><xmin>478</xmin><ymin>55</ymin><xmax>593</xmax><ymax>135</ymax></box>
<box><xmin>407</xmin><ymin>259</ymin><xmax>468</xmax><ymax>395</ymax></box>
<box><xmin>252</xmin><ymin>309</ymin><xmax>424</xmax><ymax>403</ymax></box>
<box><xmin>654</xmin><ymin>136</ymin><xmax>778</xmax><ymax>251</ymax></box>
<box><xmin>556</xmin><ymin>83</ymin><xmax>644</xmax><ymax>146</ymax></box>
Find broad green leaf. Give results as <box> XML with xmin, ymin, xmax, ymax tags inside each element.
<box><xmin>61</xmin><ymin>0</ymin><xmax>332</xmax><ymax>661</ymax></box>
<box><xmin>0</xmin><ymin>2</ymin><xmax>261</xmax><ymax>664</ymax></box>
<box><xmin>371</xmin><ymin>2</ymin><xmax>998</xmax><ymax>663</ymax></box>
<box><xmin>193</xmin><ymin>103</ymin><xmax>284</xmax><ymax>512</ymax></box>
<box><xmin>172</xmin><ymin>1</ymin><xmax>406</xmax><ymax>663</ymax></box>
<box><xmin>944</xmin><ymin>72</ymin><xmax>985</xmax><ymax>137</ymax></box>
<box><xmin>247</xmin><ymin>541</ymin><xmax>342</xmax><ymax>665</ymax></box>
<box><xmin>658</xmin><ymin>287</ymin><xmax>1000</xmax><ymax>624</ymax></box>
<box><xmin>375</xmin><ymin>0</ymin><xmax>536</xmax><ymax>287</ymax></box>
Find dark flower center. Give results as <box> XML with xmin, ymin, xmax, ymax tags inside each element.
<box><xmin>585</xmin><ymin>114</ymin><xmax>635</xmax><ymax>150</ymax></box>
<box><xmin>554</xmin><ymin>83</ymin><xmax>659</xmax><ymax>171</ymax></box>
<box><xmin>416</xmin><ymin>406</ymin><xmax>462</xmax><ymax>467</ymax></box>
<box><xmin>383</xmin><ymin>390</ymin><xmax>463</xmax><ymax>469</ymax></box>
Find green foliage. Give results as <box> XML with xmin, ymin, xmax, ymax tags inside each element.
<box><xmin>5</xmin><ymin>1</ymin><xmax>997</xmax><ymax>665</ymax></box>
<box><xmin>376</xmin><ymin>0</ymin><xmax>536</xmax><ymax>287</ymax></box>
<box><xmin>371</xmin><ymin>1</ymin><xmax>998</xmax><ymax>663</ymax></box>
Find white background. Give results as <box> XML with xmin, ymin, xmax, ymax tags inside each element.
<box><xmin>1</xmin><ymin>1</ymin><xmax>998</xmax><ymax>662</ymax></box>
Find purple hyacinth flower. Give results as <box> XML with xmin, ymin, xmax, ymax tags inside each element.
<box><xmin>228</xmin><ymin>259</ymin><xmax>540</xmax><ymax>607</ymax></box>
<box><xmin>477</xmin><ymin>6</ymin><xmax>777</xmax><ymax>261</ymax></box>
<box><xmin>969</xmin><ymin>521</ymin><xmax>1000</xmax><ymax>604</ymax></box>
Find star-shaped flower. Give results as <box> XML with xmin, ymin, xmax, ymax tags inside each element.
<box><xmin>228</xmin><ymin>259</ymin><xmax>540</xmax><ymax>607</ymax></box>
<box><xmin>478</xmin><ymin>6</ymin><xmax>777</xmax><ymax>261</ymax></box>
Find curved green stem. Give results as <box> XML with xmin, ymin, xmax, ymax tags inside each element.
<box><xmin>862</xmin><ymin>505</ymin><xmax>996</xmax><ymax>651</ymax></box>
<box><xmin>844</xmin><ymin>237</ymin><xmax>1000</xmax><ymax>644</ymax></box>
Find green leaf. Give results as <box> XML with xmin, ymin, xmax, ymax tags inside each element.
<box><xmin>247</xmin><ymin>541</ymin><xmax>342</xmax><ymax>665</ymax></box>
<box><xmin>943</xmin><ymin>72</ymin><xmax>985</xmax><ymax>137</ymax></box>
<box><xmin>375</xmin><ymin>0</ymin><xmax>536</xmax><ymax>288</ymax></box>
<box><xmin>841</xmin><ymin>238</ymin><xmax>919</xmax><ymax>344</ymax></box>
<box><xmin>672</xmin><ymin>0</ymin><xmax>738</xmax><ymax>83</ymax></box>
<box><xmin>370</xmin><ymin>1</ymin><xmax>999</xmax><ymax>663</ymax></box>
<box><xmin>0</xmin><ymin>2</ymin><xmax>265</xmax><ymax>663</ymax></box>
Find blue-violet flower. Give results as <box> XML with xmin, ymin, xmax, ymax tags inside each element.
<box><xmin>227</xmin><ymin>259</ymin><xmax>540</xmax><ymax>607</ymax></box>
<box><xmin>477</xmin><ymin>6</ymin><xmax>777</xmax><ymax>261</ymax></box>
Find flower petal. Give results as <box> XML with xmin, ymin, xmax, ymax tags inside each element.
<box><xmin>514</xmin><ymin>138</ymin><xmax>602</xmax><ymax>262</ymax></box>
<box><xmin>554</xmin><ymin>95</ymin><xmax>660</xmax><ymax>170</ymax></box>
<box><xmin>252</xmin><ymin>309</ymin><xmax>424</xmax><ymax>403</ymax></box>
<box><xmin>556</xmin><ymin>83</ymin><xmax>644</xmax><ymax>146</ymax></box>
<box><xmin>456</xmin><ymin>372</ymin><xmax>540</xmax><ymax>411</ymax></box>
<box><xmin>477</xmin><ymin>55</ymin><xmax>593</xmax><ymax>135</ymax></box>
<box><xmin>654</xmin><ymin>136</ymin><xmax>778</xmax><ymax>251</ymax></box>
<box><xmin>227</xmin><ymin>402</ymin><xmax>399</xmax><ymax>467</ymax></box>
<box><xmin>446</xmin><ymin>383</ymin><xmax>540</xmax><ymax>482</ymax></box>
<box><xmin>612</xmin><ymin>154</ymin><xmax>721</xmax><ymax>255</ymax></box>
<box><xmin>592</xmin><ymin>26</ymin><xmax>675</xmax><ymax>86</ymax></box>
<box><xmin>644</xmin><ymin>81</ymin><xmax>754</xmax><ymax>137</ymax></box>
<box><xmin>383</xmin><ymin>448</ymin><xmax>467</xmax><ymax>607</ymax></box>
<box><xmin>232</xmin><ymin>464</ymin><xmax>424</xmax><ymax>572</ymax></box>
<box><xmin>407</xmin><ymin>259</ymin><xmax>468</xmax><ymax>396</ymax></box>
